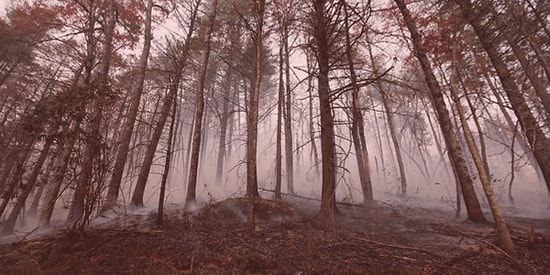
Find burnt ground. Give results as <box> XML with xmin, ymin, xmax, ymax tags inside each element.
<box><xmin>0</xmin><ymin>196</ymin><xmax>549</xmax><ymax>274</ymax></box>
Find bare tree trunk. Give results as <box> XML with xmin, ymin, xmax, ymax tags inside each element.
<box><xmin>185</xmin><ymin>0</ymin><xmax>218</xmax><ymax>210</ymax></box>
<box><xmin>366</xmin><ymin>37</ymin><xmax>406</xmax><ymax>197</ymax></box>
<box><xmin>156</xmin><ymin>100</ymin><xmax>177</xmax><ymax>226</ymax></box>
<box><xmin>275</xmin><ymin>45</ymin><xmax>284</xmax><ymax>200</ymax></box>
<box><xmin>395</xmin><ymin>0</ymin><xmax>486</xmax><ymax>222</ymax></box>
<box><xmin>246</xmin><ymin>0</ymin><xmax>266</xmax><ymax>231</ymax></box>
<box><xmin>29</xmin><ymin>147</ymin><xmax>58</xmax><ymax>216</ymax></box>
<box><xmin>313</xmin><ymin>0</ymin><xmax>338</xmax><ymax>225</ymax></box>
<box><xmin>306</xmin><ymin>53</ymin><xmax>320</xmax><ymax>176</ymax></box>
<box><xmin>283</xmin><ymin>23</ymin><xmax>295</xmax><ymax>195</ymax></box>
<box><xmin>344</xmin><ymin>3</ymin><xmax>373</xmax><ymax>202</ymax></box>
<box><xmin>104</xmin><ymin>0</ymin><xmax>154</xmax><ymax>211</ymax></box>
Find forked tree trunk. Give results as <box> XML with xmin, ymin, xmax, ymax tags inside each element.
<box><xmin>394</xmin><ymin>0</ymin><xmax>486</xmax><ymax>222</ymax></box>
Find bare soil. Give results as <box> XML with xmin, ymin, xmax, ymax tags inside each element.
<box><xmin>0</xmin><ymin>197</ymin><xmax>549</xmax><ymax>274</ymax></box>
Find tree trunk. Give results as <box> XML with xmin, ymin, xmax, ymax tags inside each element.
<box><xmin>394</xmin><ymin>0</ymin><xmax>486</xmax><ymax>222</ymax></box>
<box><xmin>344</xmin><ymin>4</ymin><xmax>373</xmax><ymax>202</ymax></box>
<box><xmin>185</xmin><ymin>0</ymin><xmax>218</xmax><ymax>210</ymax></box>
<box><xmin>67</xmin><ymin>0</ymin><xmax>116</xmax><ymax>229</ymax></box>
<box><xmin>2</xmin><ymin>137</ymin><xmax>52</xmax><ymax>235</ymax></box>
<box><xmin>283</xmin><ymin>24</ymin><xmax>295</xmax><ymax>195</ymax></box>
<box><xmin>450</xmin><ymin>43</ymin><xmax>515</xmax><ymax>253</ymax></box>
<box><xmin>104</xmin><ymin>0</ymin><xmax>154</xmax><ymax>211</ymax></box>
<box><xmin>156</xmin><ymin>100</ymin><xmax>177</xmax><ymax>226</ymax></box>
<box><xmin>275</xmin><ymin>45</ymin><xmax>284</xmax><ymax>200</ymax></box>
<box><xmin>39</xmin><ymin>134</ymin><xmax>77</xmax><ymax>227</ymax></box>
<box><xmin>313</xmin><ymin>0</ymin><xmax>337</xmax><ymax>225</ymax></box>
<box><xmin>307</xmin><ymin>53</ymin><xmax>321</xmax><ymax>176</ymax></box>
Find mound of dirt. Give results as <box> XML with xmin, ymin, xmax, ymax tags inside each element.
<box><xmin>198</xmin><ymin>197</ymin><xmax>296</xmax><ymax>224</ymax></box>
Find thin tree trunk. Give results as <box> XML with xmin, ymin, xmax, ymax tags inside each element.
<box><xmin>156</xmin><ymin>100</ymin><xmax>177</xmax><ymax>226</ymax></box>
<box><xmin>450</xmin><ymin>44</ymin><xmax>515</xmax><ymax>253</ymax></box>
<box><xmin>283</xmin><ymin>23</ymin><xmax>295</xmax><ymax>195</ymax></box>
<box><xmin>275</xmin><ymin>45</ymin><xmax>284</xmax><ymax>200</ymax></box>
<box><xmin>246</xmin><ymin>0</ymin><xmax>266</xmax><ymax>232</ymax></box>
<box><xmin>395</xmin><ymin>0</ymin><xmax>486</xmax><ymax>222</ymax></box>
<box><xmin>306</xmin><ymin>54</ymin><xmax>320</xmax><ymax>176</ymax></box>
<box><xmin>185</xmin><ymin>0</ymin><xmax>218</xmax><ymax>210</ymax></box>
<box><xmin>104</xmin><ymin>0</ymin><xmax>154</xmax><ymax>211</ymax></box>
<box><xmin>344</xmin><ymin>3</ymin><xmax>373</xmax><ymax>202</ymax></box>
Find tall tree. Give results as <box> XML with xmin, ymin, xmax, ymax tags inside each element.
<box><xmin>245</xmin><ymin>0</ymin><xmax>266</xmax><ymax>230</ymax></box>
<box><xmin>104</xmin><ymin>0</ymin><xmax>154</xmax><ymax>211</ymax></box>
<box><xmin>67</xmin><ymin>0</ymin><xmax>118</xmax><ymax>229</ymax></box>
<box><xmin>310</xmin><ymin>0</ymin><xmax>338</xmax><ymax>225</ymax></box>
<box><xmin>343</xmin><ymin>1</ymin><xmax>374</xmax><ymax>202</ymax></box>
<box><xmin>394</xmin><ymin>0</ymin><xmax>486</xmax><ymax>222</ymax></box>
<box><xmin>185</xmin><ymin>0</ymin><xmax>218</xmax><ymax>210</ymax></box>
<box><xmin>453</xmin><ymin>0</ymin><xmax>550</xmax><ymax>195</ymax></box>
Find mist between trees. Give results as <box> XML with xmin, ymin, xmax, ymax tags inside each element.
<box><xmin>0</xmin><ymin>0</ymin><xmax>549</xmax><ymax>253</ymax></box>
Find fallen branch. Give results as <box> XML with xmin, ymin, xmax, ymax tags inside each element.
<box><xmin>258</xmin><ymin>187</ymin><xmax>370</xmax><ymax>208</ymax></box>
<box><xmin>352</xmin><ymin>237</ymin><xmax>441</xmax><ymax>258</ymax></box>
<box><xmin>459</xmin><ymin>232</ymin><xmax>523</xmax><ymax>269</ymax></box>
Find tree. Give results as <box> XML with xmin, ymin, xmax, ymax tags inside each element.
<box><xmin>66</xmin><ymin>0</ymin><xmax>118</xmax><ymax>229</ymax></box>
<box><xmin>104</xmin><ymin>0</ymin><xmax>154</xmax><ymax>211</ymax></box>
<box><xmin>394</xmin><ymin>0</ymin><xmax>486</xmax><ymax>223</ymax></box>
<box><xmin>343</xmin><ymin>1</ymin><xmax>374</xmax><ymax>202</ymax></box>
<box><xmin>310</xmin><ymin>0</ymin><xmax>338</xmax><ymax>225</ymax></box>
<box><xmin>185</xmin><ymin>0</ymin><xmax>218</xmax><ymax>210</ymax></box>
<box><xmin>453</xmin><ymin>0</ymin><xmax>550</xmax><ymax>195</ymax></box>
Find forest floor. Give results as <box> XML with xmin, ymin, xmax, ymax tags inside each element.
<box><xmin>0</xmin><ymin>195</ymin><xmax>549</xmax><ymax>274</ymax></box>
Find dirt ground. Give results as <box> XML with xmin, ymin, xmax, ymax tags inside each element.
<box><xmin>0</xmin><ymin>196</ymin><xmax>549</xmax><ymax>274</ymax></box>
